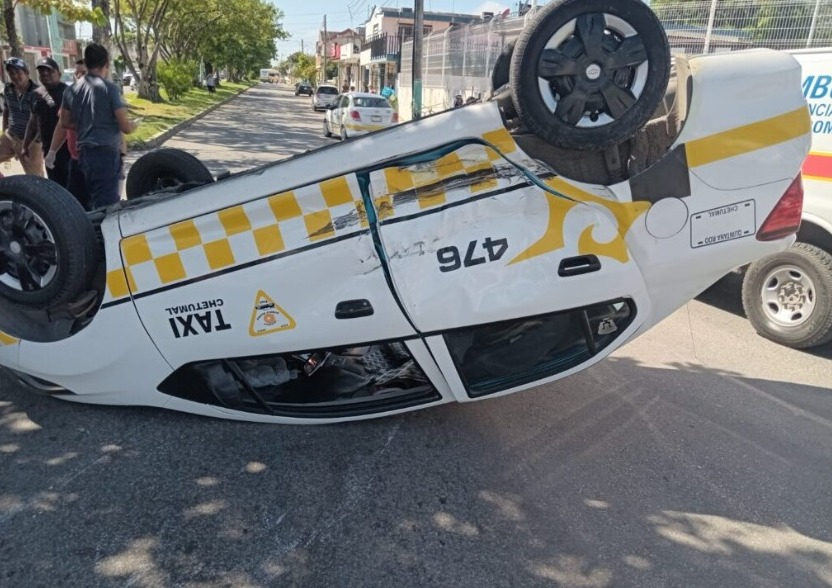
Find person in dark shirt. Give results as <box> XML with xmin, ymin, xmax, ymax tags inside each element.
<box><xmin>23</xmin><ymin>57</ymin><xmax>69</xmax><ymax>186</ymax></box>
<box><xmin>0</xmin><ymin>57</ymin><xmax>43</xmax><ymax>176</ymax></box>
<box><xmin>60</xmin><ymin>43</ymin><xmax>136</xmax><ymax>208</ymax></box>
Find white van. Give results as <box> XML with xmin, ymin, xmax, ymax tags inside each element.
<box><xmin>741</xmin><ymin>48</ymin><xmax>832</xmax><ymax>348</ymax></box>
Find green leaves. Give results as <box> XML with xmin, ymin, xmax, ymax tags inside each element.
<box><xmin>25</xmin><ymin>0</ymin><xmax>105</xmax><ymax>24</ymax></box>
<box><xmin>162</xmin><ymin>0</ymin><xmax>288</xmax><ymax>79</ymax></box>
<box><xmin>157</xmin><ymin>59</ymin><xmax>196</xmax><ymax>101</ymax></box>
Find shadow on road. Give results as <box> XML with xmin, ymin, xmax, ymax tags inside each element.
<box><xmin>697</xmin><ymin>272</ymin><xmax>832</xmax><ymax>359</ymax></box>
<box><xmin>2</xmin><ymin>354</ymin><xmax>830</xmax><ymax>586</ymax></box>
<box><xmin>155</xmin><ymin>86</ymin><xmax>332</xmax><ymax>173</ymax></box>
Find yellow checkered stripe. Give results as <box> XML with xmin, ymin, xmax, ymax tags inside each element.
<box><xmin>106</xmin><ymin>175</ymin><xmax>368</xmax><ymax>298</ymax></box>
<box><xmin>369</xmin><ymin>128</ymin><xmax>520</xmax><ymax>221</ymax></box>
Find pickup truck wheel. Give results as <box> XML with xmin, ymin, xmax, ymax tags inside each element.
<box><xmin>742</xmin><ymin>243</ymin><xmax>832</xmax><ymax>349</ymax></box>
<box><xmin>126</xmin><ymin>148</ymin><xmax>214</xmax><ymax>199</ymax></box>
<box><xmin>0</xmin><ymin>176</ymin><xmax>98</xmax><ymax>310</ymax></box>
<box><xmin>509</xmin><ymin>0</ymin><xmax>670</xmax><ymax>150</ymax></box>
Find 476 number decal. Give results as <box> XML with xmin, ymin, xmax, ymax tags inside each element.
<box><xmin>437</xmin><ymin>237</ymin><xmax>508</xmax><ymax>273</ymax></box>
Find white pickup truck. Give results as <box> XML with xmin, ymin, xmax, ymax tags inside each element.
<box><xmin>741</xmin><ymin>48</ymin><xmax>832</xmax><ymax>348</ymax></box>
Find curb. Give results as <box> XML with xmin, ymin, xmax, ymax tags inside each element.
<box><xmin>130</xmin><ymin>83</ymin><xmax>257</xmax><ymax>152</ymax></box>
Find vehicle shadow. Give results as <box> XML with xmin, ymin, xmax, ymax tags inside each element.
<box><xmin>1</xmin><ymin>354</ymin><xmax>830</xmax><ymax>586</ymax></box>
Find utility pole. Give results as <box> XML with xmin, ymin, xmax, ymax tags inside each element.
<box><xmin>323</xmin><ymin>14</ymin><xmax>328</xmax><ymax>84</ymax></box>
<box><xmin>413</xmin><ymin>0</ymin><xmax>424</xmax><ymax>119</ymax></box>
<box><xmin>808</xmin><ymin>0</ymin><xmax>822</xmax><ymax>48</ymax></box>
<box><xmin>702</xmin><ymin>0</ymin><xmax>718</xmax><ymax>54</ymax></box>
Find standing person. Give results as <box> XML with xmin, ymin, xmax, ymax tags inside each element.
<box><xmin>0</xmin><ymin>57</ymin><xmax>44</xmax><ymax>176</ymax></box>
<box><xmin>60</xmin><ymin>43</ymin><xmax>136</xmax><ymax>208</ymax></box>
<box><xmin>24</xmin><ymin>57</ymin><xmax>69</xmax><ymax>186</ymax></box>
<box><xmin>206</xmin><ymin>72</ymin><xmax>216</xmax><ymax>94</ymax></box>
<box><xmin>47</xmin><ymin>58</ymin><xmax>88</xmax><ymax>208</ymax></box>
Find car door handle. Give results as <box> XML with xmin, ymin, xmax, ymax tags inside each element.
<box><xmin>558</xmin><ymin>255</ymin><xmax>601</xmax><ymax>277</ymax></box>
<box><xmin>335</xmin><ymin>299</ymin><xmax>374</xmax><ymax>319</ymax></box>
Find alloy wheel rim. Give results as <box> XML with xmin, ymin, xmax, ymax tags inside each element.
<box><xmin>536</xmin><ymin>13</ymin><xmax>649</xmax><ymax>128</ymax></box>
<box><xmin>0</xmin><ymin>200</ymin><xmax>58</xmax><ymax>292</ymax></box>
<box><xmin>760</xmin><ymin>265</ymin><xmax>817</xmax><ymax>328</ymax></box>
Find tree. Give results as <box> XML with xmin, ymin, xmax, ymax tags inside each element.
<box><xmin>1</xmin><ymin>0</ymin><xmax>103</xmax><ymax>57</ymax></box>
<box><xmin>91</xmin><ymin>0</ymin><xmax>110</xmax><ymax>48</ymax></box>
<box><xmin>279</xmin><ymin>50</ymin><xmax>315</xmax><ymax>81</ymax></box>
<box><xmin>112</xmin><ymin>0</ymin><xmax>172</xmax><ymax>101</ymax></box>
<box><xmin>159</xmin><ymin>0</ymin><xmax>287</xmax><ymax>82</ymax></box>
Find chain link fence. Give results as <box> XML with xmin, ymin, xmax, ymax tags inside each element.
<box><xmin>396</xmin><ymin>0</ymin><xmax>832</xmax><ymax>119</ymax></box>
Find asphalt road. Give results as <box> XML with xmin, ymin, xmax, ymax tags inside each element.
<box><xmin>2</xmin><ymin>83</ymin><xmax>831</xmax><ymax>588</ymax></box>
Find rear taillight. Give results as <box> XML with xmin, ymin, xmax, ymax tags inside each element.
<box><xmin>350</xmin><ymin>110</ymin><xmax>361</xmax><ymax>121</ymax></box>
<box><xmin>756</xmin><ymin>174</ymin><xmax>803</xmax><ymax>241</ymax></box>
<box><xmin>392</xmin><ymin>112</ymin><xmax>399</xmax><ymax>123</ymax></box>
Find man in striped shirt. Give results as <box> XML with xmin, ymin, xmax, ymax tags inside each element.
<box><xmin>0</xmin><ymin>57</ymin><xmax>44</xmax><ymax>176</ymax></box>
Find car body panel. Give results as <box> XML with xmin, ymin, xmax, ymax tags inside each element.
<box><xmin>0</xmin><ymin>50</ymin><xmax>813</xmax><ymax>423</ymax></box>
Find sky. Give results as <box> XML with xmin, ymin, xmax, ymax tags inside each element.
<box><xmin>273</xmin><ymin>0</ymin><xmax>512</xmax><ymax>62</ymax></box>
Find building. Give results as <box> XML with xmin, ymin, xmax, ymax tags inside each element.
<box><xmin>328</xmin><ymin>29</ymin><xmax>363</xmax><ymax>91</ymax></box>
<box><xmin>315</xmin><ymin>29</ymin><xmax>340</xmax><ymax>84</ymax></box>
<box><xmin>2</xmin><ymin>5</ymin><xmax>79</xmax><ymax>78</ymax></box>
<box><xmin>358</xmin><ymin>6</ymin><xmax>481</xmax><ymax>93</ymax></box>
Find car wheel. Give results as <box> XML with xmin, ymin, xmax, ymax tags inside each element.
<box><xmin>742</xmin><ymin>243</ymin><xmax>832</xmax><ymax>349</ymax></box>
<box><xmin>0</xmin><ymin>176</ymin><xmax>98</xmax><ymax>310</ymax></box>
<box><xmin>323</xmin><ymin>118</ymin><xmax>332</xmax><ymax>138</ymax></box>
<box><xmin>126</xmin><ymin>148</ymin><xmax>214</xmax><ymax>200</ymax></box>
<box><xmin>492</xmin><ymin>40</ymin><xmax>515</xmax><ymax>92</ymax></box>
<box><xmin>509</xmin><ymin>0</ymin><xmax>670</xmax><ymax>151</ymax></box>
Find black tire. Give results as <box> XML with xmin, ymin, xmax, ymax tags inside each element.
<box><xmin>126</xmin><ymin>148</ymin><xmax>214</xmax><ymax>200</ymax></box>
<box><xmin>510</xmin><ymin>0</ymin><xmax>670</xmax><ymax>151</ymax></box>
<box><xmin>0</xmin><ymin>176</ymin><xmax>98</xmax><ymax>310</ymax></box>
<box><xmin>323</xmin><ymin>118</ymin><xmax>332</xmax><ymax>138</ymax></box>
<box><xmin>491</xmin><ymin>40</ymin><xmax>515</xmax><ymax>92</ymax></box>
<box><xmin>742</xmin><ymin>243</ymin><xmax>832</xmax><ymax>349</ymax></box>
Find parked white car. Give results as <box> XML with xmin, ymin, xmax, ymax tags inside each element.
<box><xmin>311</xmin><ymin>84</ymin><xmax>339</xmax><ymax>111</ymax></box>
<box><xmin>323</xmin><ymin>92</ymin><xmax>399</xmax><ymax>140</ymax></box>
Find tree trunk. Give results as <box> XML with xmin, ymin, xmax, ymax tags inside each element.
<box><xmin>137</xmin><ymin>77</ymin><xmax>160</xmax><ymax>102</ymax></box>
<box><xmin>3</xmin><ymin>0</ymin><xmax>21</xmax><ymax>57</ymax></box>
<box><xmin>91</xmin><ymin>0</ymin><xmax>111</xmax><ymax>49</ymax></box>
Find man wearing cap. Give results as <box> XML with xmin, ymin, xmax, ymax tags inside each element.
<box><xmin>60</xmin><ymin>43</ymin><xmax>136</xmax><ymax>208</ymax></box>
<box><xmin>0</xmin><ymin>57</ymin><xmax>43</xmax><ymax>176</ymax></box>
<box><xmin>23</xmin><ymin>57</ymin><xmax>69</xmax><ymax>187</ymax></box>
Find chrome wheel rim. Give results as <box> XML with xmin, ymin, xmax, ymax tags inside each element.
<box><xmin>760</xmin><ymin>265</ymin><xmax>817</xmax><ymax>328</ymax></box>
<box><xmin>537</xmin><ymin>13</ymin><xmax>649</xmax><ymax>128</ymax></box>
<box><xmin>0</xmin><ymin>201</ymin><xmax>58</xmax><ymax>292</ymax></box>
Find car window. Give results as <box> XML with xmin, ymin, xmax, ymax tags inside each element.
<box><xmin>353</xmin><ymin>97</ymin><xmax>391</xmax><ymax>108</ymax></box>
<box><xmin>340</xmin><ymin>96</ymin><xmax>350</xmax><ymax>107</ymax></box>
<box><xmin>318</xmin><ymin>86</ymin><xmax>338</xmax><ymax>95</ymax></box>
